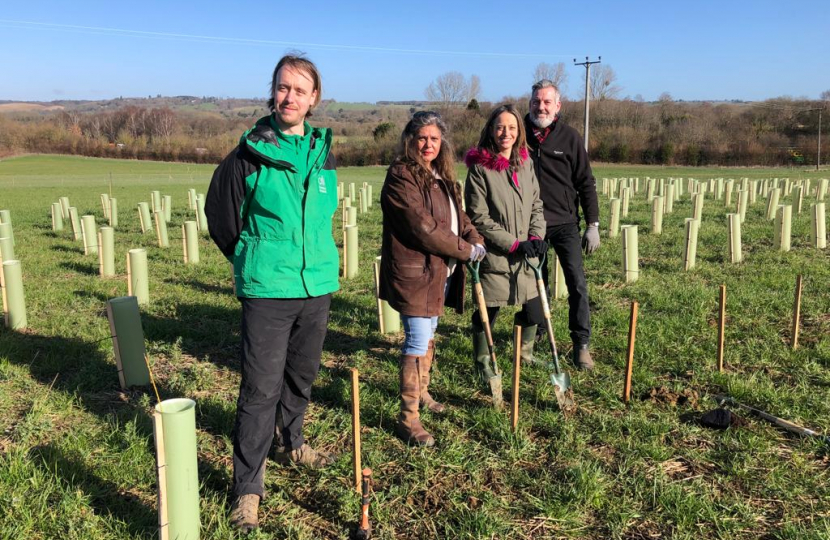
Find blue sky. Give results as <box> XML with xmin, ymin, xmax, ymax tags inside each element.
<box><xmin>0</xmin><ymin>0</ymin><xmax>828</xmax><ymax>103</ymax></box>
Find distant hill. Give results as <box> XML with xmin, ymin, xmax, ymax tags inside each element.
<box><xmin>0</xmin><ymin>102</ymin><xmax>65</xmax><ymax>112</ymax></box>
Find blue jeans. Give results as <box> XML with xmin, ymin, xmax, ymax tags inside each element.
<box><xmin>401</xmin><ymin>315</ymin><xmax>439</xmax><ymax>356</ymax></box>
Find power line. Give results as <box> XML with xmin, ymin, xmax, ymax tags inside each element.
<box><xmin>0</xmin><ymin>19</ymin><xmax>577</xmax><ymax>59</ymax></box>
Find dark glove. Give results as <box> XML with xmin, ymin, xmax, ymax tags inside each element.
<box><xmin>530</xmin><ymin>239</ymin><xmax>548</xmax><ymax>258</ymax></box>
<box><xmin>582</xmin><ymin>225</ymin><xmax>600</xmax><ymax>254</ymax></box>
<box><xmin>515</xmin><ymin>240</ymin><xmax>536</xmax><ymax>258</ymax></box>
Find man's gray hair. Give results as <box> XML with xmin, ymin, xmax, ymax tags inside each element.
<box><xmin>531</xmin><ymin>80</ymin><xmax>561</xmax><ymax>102</ymax></box>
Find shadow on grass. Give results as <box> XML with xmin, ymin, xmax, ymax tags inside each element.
<box><xmin>30</xmin><ymin>443</ymin><xmax>158</xmax><ymax>538</ymax></box>
<box><xmin>59</xmin><ymin>260</ymin><xmax>100</xmax><ymax>277</ymax></box>
<box><xmin>163</xmin><ymin>277</ymin><xmax>234</xmax><ymax>295</ymax></box>
<box><xmin>51</xmin><ymin>243</ymin><xmax>83</xmax><ymax>254</ymax></box>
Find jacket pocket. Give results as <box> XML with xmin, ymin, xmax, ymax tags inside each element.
<box><xmin>481</xmin><ymin>253</ymin><xmax>509</xmax><ymax>274</ymax></box>
<box><xmin>394</xmin><ymin>262</ymin><xmax>427</xmax><ymax>280</ymax></box>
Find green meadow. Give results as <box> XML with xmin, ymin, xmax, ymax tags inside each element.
<box><xmin>1</xmin><ymin>155</ymin><xmax>828</xmax><ymax>539</ymax></box>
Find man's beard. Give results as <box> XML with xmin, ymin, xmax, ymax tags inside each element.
<box><xmin>530</xmin><ymin>113</ymin><xmax>554</xmax><ymax>129</ymax></box>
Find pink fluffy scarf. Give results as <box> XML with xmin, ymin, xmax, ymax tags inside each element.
<box><xmin>463</xmin><ymin>146</ymin><xmax>529</xmax><ymax>171</ymax></box>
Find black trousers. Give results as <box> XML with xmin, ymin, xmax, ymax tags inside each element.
<box><xmin>541</xmin><ymin>222</ymin><xmax>591</xmax><ymax>346</ymax></box>
<box><xmin>232</xmin><ymin>294</ymin><xmax>331</xmax><ymax>498</ymax></box>
<box><xmin>472</xmin><ymin>294</ymin><xmax>544</xmax><ymax>330</ymax></box>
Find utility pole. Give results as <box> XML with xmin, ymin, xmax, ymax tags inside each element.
<box><xmin>574</xmin><ymin>56</ymin><xmax>602</xmax><ymax>153</ymax></box>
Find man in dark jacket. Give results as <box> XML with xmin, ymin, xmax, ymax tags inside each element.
<box><xmin>524</xmin><ymin>80</ymin><xmax>600</xmax><ymax>370</ymax></box>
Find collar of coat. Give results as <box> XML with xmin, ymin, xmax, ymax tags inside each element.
<box><xmin>240</xmin><ymin>115</ymin><xmax>330</xmax><ymax>171</ymax></box>
<box><xmin>463</xmin><ymin>146</ymin><xmax>529</xmax><ymax>171</ymax></box>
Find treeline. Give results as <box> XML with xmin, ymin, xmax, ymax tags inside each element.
<box><xmin>0</xmin><ymin>97</ymin><xmax>825</xmax><ymax>168</ymax></box>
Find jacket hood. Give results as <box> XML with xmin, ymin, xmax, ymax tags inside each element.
<box><xmin>240</xmin><ymin>115</ymin><xmax>330</xmax><ymax>169</ymax></box>
<box><xmin>464</xmin><ymin>146</ymin><xmax>529</xmax><ymax>171</ymax></box>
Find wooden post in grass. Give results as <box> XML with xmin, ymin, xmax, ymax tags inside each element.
<box><xmin>727</xmin><ymin>213</ymin><xmax>742</xmax><ymax>263</ymax></box>
<box><xmin>623</xmin><ymin>301</ymin><xmax>638</xmax><ymax>405</ymax></box>
<box><xmin>683</xmin><ymin>218</ymin><xmax>700</xmax><ymax>271</ymax></box>
<box><xmin>99</xmin><ymin>227</ymin><xmax>115</xmax><ymax>277</ymax></box>
<box><xmin>791</xmin><ymin>275</ymin><xmax>802</xmax><ymax>350</ymax></box>
<box><xmin>138</xmin><ymin>202</ymin><xmax>152</xmax><ymax>234</ymax></box>
<box><xmin>717</xmin><ymin>284</ymin><xmax>726</xmax><ymax>372</ymax></box>
<box><xmin>127</xmin><ymin>248</ymin><xmax>149</xmax><ymax>305</ymax></box>
<box><xmin>351</xmin><ymin>368</ymin><xmax>362</xmax><ymax>493</ymax></box>
<box><xmin>109</xmin><ymin>197</ymin><xmax>118</xmax><ymax>228</ymax></box>
<box><xmin>812</xmin><ymin>203</ymin><xmax>827</xmax><ymax>249</ymax></box>
<box><xmin>651</xmin><ymin>196</ymin><xmax>663</xmax><ymax>235</ymax></box>
<box><xmin>608</xmin><ymin>198</ymin><xmax>620</xmax><ymax>238</ymax></box>
<box><xmin>774</xmin><ymin>204</ymin><xmax>792</xmax><ymax>252</ymax></box>
<box><xmin>68</xmin><ymin>207</ymin><xmax>82</xmax><ymax>240</ymax></box>
<box><xmin>621</xmin><ymin>225</ymin><xmax>639</xmax><ymax>282</ymax></box>
<box><xmin>154</xmin><ymin>212</ymin><xmax>169</xmax><ymax>248</ymax></box>
<box><xmin>511</xmin><ymin>324</ymin><xmax>521</xmax><ymax>431</ymax></box>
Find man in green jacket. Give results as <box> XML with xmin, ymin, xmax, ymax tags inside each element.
<box><xmin>205</xmin><ymin>54</ymin><xmax>339</xmax><ymax>533</ymax></box>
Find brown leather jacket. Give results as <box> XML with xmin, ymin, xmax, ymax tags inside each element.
<box><xmin>379</xmin><ymin>161</ymin><xmax>483</xmax><ymax>317</ymax></box>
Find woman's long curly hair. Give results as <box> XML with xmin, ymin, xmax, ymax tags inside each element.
<box><xmin>394</xmin><ymin>111</ymin><xmax>460</xmax><ymax>201</ymax></box>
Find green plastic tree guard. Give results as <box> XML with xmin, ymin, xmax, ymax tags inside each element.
<box><xmin>0</xmin><ymin>236</ymin><xmax>14</xmax><ymax>264</ymax></box>
<box><xmin>109</xmin><ymin>197</ymin><xmax>119</xmax><ymax>227</ymax></box>
<box><xmin>163</xmin><ymin>195</ymin><xmax>172</xmax><ymax>223</ymax></box>
<box><xmin>817</xmin><ymin>179</ymin><xmax>828</xmax><ymax>201</ymax></box>
<box><xmin>646</xmin><ymin>179</ymin><xmax>655</xmax><ymax>200</ymax></box>
<box><xmin>727</xmin><ymin>213</ymin><xmax>742</xmax><ymax>263</ymax></box>
<box><xmin>52</xmin><ymin>202</ymin><xmax>64</xmax><ymax>231</ymax></box>
<box><xmin>151</xmin><ymin>190</ymin><xmax>162</xmax><ymax>214</ymax></box>
<box><xmin>664</xmin><ymin>184</ymin><xmax>675</xmax><ymax>213</ymax></box>
<box><xmin>373</xmin><ymin>256</ymin><xmax>400</xmax><ymax>333</ymax></box>
<box><xmin>101</xmin><ymin>194</ymin><xmax>111</xmax><ymax>220</ymax></box>
<box><xmin>774</xmin><ymin>204</ymin><xmax>792</xmax><ymax>252</ymax></box>
<box><xmin>99</xmin><ymin>227</ymin><xmax>115</xmax><ymax>277</ymax></box>
<box><xmin>187</xmin><ymin>188</ymin><xmax>196</xmax><ymax>210</ymax></box>
<box><xmin>766</xmin><ymin>188</ymin><xmax>780</xmax><ymax>220</ymax></box>
<box><xmin>683</xmin><ymin>218</ymin><xmax>700</xmax><ymax>271</ymax></box>
<box><xmin>692</xmin><ymin>192</ymin><xmax>704</xmax><ymax>221</ymax></box>
<box><xmin>737</xmin><ymin>189</ymin><xmax>748</xmax><ymax>223</ymax></box>
<box><xmin>345</xmin><ymin>225</ymin><xmax>358</xmax><ymax>279</ymax></box>
<box><xmin>651</xmin><ymin>196</ymin><xmax>663</xmax><ymax>235</ymax></box>
<box><xmin>608</xmin><ymin>198</ymin><xmax>621</xmax><ymax>238</ymax></box>
<box><xmin>749</xmin><ymin>181</ymin><xmax>758</xmax><ymax>205</ymax></box>
<box><xmin>367</xmin><ymin>185</ymin><xmax>373</xmax><ymax>207</ymax></box>
<box><xmin>346</xmin><ymin>206</ymin><xmax>357</xmax><ymax>228</ymax></box>
<box><xmin>127</xmin><ymin>248</ymin><xmax>150</xmax><ymax>305</ymax></box>
<box><xmin>343</xmin><ymin>196</ymin><xmax>351</xmax><ymax>210</ymax></box>
<box><xmin>812</xmin><ymin>203</ymin><xmax>827</xmax><ymax>249</ymax></box>
<box><xmin>182</xmin><ymin>221</ymin><xmax>200</xmax><ymax>264</ymax></box>
<box><xmin>552</xmin><ymin>252</ymin><xmax>569</xmax><ymax>298</ymax></box>
<box><xmin>724</xmin><ymin>179</ymin><xmax>734</xmax><ymax>207</ymax></box>
<box><xmin>0</xmin><ymin>210</ymin><xmax>13</xmax><ymax>246</ymax></box>
<box><xmin>794</xmin><ymin>185</ymin><xmax>804</xmax><ymax>214</ymax></box>
<box><xmin>59</xmin><ymin>196</ymin><xmax>71</xmax><ymax>220</ymax></box>
<box><xmin>0</xmin><ymin>224</ymin><xmax>14</xmax><ymax>253</ymax></box>
<box><xmin>81</xmin><ymin>215</ymin><xmax>98</xmax><ymax>255</ymax></box>
<box><xmin>2</xmin><ymin>260</ymin><xmax>26</xmax><ymax>329</ymax></box>
<box><xmin>138</xmin><ymin>202</ymin><xmax>152</xmax><ymax>234</ymax></box>
<box><xmin>154</xmin><ymin>212</ymin><xmax>169</xmax><ymax>248</ymax></box>
<box><xmin>621</xmin><ymin>187</ymin><xmax>631</xmax><ymax>218</ymax></box>
<box><xmin>68</xmin><ymin>207</ymin><xmax>82</xmax><ymax>241</ymax></box>
<box><xmin>337</xmin><ymin>182</ymin><xmax>343</xmax><ymax>200</ymax></box>
<box><xmin>349</xmin><ymin>182</ymin><xmax>356</xmax><ymax>201</ymax></box>
<box><xmin>359</xmin><ymin>188</ymin><xmax>368</xmax><ymax>214</ymax></box>
<box><xmin>621</xmin><ymin>225</ymin><xmax>639</xmax><ymax>283</ymax></box>
<box><xmin>153</xmin><ymin>398</ymin><xmax>200</xmax><ymax>540</ymax></box>
<box><xmin>196</xmin><ymin>194</ymin><xmax>207</xmax><ymax>232</ymax></box>
<box><xmin>106</xmin><ymin>296</ymin><xmax>150</xmax><ymax>388</ymax></box>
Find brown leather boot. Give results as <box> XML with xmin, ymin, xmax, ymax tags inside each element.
<box><xmin>229</xmin><ymin>494</ymin><xmax>260</xmax><ymax>532</ymax></box>
<box><xmin>395</xmin><ymin>355</ymin><xmax>435</xmax><ymax>447</ymax></box>
<box><xmin>419</xmin><ymin>339</ymin><xmax>445</xmax><ymax>413</ymax></box>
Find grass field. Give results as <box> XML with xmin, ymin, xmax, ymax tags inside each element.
<box><xmin>0</xmin><ymin>155</ymin><xmax>828</xmax><ymax>539</ymax></box>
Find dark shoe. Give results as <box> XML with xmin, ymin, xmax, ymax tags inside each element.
<box><xmin>419</xmin><ymin>339</ymin><xmax>445</xmax><ymax>413</ymax></box>
<box><xmin>274</xmin><ymin>443</ymin><xmax>336</xmax><ymax>469</ymax></box>
<box><xmin>473</xmin><ymin>328</ymin><xmax>503</xmax><ymax>408</ymax></box>
<box><xmin>534</xmin><ymin>324</ymin><xmax>546</xmax><ymax>343</ymax></box>
<box><xmin>573</xmin><ymin>344</ymin><xmax>594</xmax><ymax>371</ymax></box>
<box><xmin>396</xmin><ymin>355</ymin><xmax>435</xmax><ymax>447</ymax></box>
<box><xmin>230</xmin><ymin>494</ymin><xmax>260</xmax><ymax>532</ymax></box>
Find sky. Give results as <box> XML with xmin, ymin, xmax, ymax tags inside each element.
<box><xmin>0</xmin><ymin>0</ymin><xmax>828</xmax><ymax>104</ymax></box>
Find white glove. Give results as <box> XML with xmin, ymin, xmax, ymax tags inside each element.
<box><xmin>469</xmin><ymin>243</ymin><xmax>487</xmax><ymax>262</ymax></box>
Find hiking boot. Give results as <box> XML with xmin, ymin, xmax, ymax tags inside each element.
<box><xmin>230</xmin><ymin>494</ymin><xmax>260</xmax><ymax>533</ymax></box>
<box><xmin>396</xmin><ymin>355</ymin><xmax>435</xmax><ymax>447</ymax></box>
<box><xmin>419</xmin><ymin>339</ymin><xmax>445</xmax><ymax>413</ymax></box>
<box><xmin>473</xmin><ymin>327</ymin><xmax>503</xmax><ymax>409</ymax></box>
<box><xmin>573</xmin><ymin>344</ymin><xmax>594</xmax><ymax>371</ymax></box>
<box><xmin>274</xmin><ymin>443</ymin><xmax>336</xmax><ymax>469</ymax></box>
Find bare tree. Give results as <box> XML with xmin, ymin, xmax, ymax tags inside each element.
<box><xmin>467</xmin><ymin>74</ymin><xmax>482</xmax><ymax>103</ymax></box>
<box><xmin>821</xmin><ymin>89</ymin><xmax>830</xmax><ymax>101</ymax></box>
<box><xmin>586</xmin><ymin>65</ymin><xmax>622</xmax><ymax>101</ymax></box>
<box><xmin>425</xmin><ymin>71</ymin><xmax>469</xmax><ymax>109</ymax></box>
<box><xmin>533</xmin><ymin>62</ymin><xmax>568</xmax><ymax>93</ymax></box>
<box><xmin>147</xmin><ymin>108</ymin><xmax>176</xmax><ymax>142</ymax></box>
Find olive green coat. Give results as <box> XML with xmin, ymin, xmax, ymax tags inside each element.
<box><xmin>463</xmin><ymin>147</ymin><xmax>546</xmax><ymax>307</ymax></box>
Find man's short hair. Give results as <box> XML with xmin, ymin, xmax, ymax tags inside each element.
<box><xmin>531</xmin><ymin>80</ymin><xmax>561</xmax><ymax>102</ymax></box>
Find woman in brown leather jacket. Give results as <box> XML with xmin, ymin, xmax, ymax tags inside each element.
<box><xmin>379</xmin><ymin>111</ymin><xmax>485</xmax><ymax>447</ymax></box>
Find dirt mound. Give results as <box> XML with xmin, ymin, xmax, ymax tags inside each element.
<box><xmin>643</xmin><ymin>386</ymin><xmax>699</xmax><ymax>407</ymax></box>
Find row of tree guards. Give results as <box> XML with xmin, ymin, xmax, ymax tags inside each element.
<box><xmin>603</xmin><ymin>176</ymin><xmax>827</xmax><ymax>282</ymax></box>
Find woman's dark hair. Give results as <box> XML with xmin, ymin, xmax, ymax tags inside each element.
<box><xmin>476</xmin><ymin>104</ymin><xmax>528</xmax><ymax>169</ymax></box>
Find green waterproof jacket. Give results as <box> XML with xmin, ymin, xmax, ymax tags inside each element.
<box><xmin>205</xmin><ymin>115</ymin><xmax>340</xmax><ymax>298</ymax></box>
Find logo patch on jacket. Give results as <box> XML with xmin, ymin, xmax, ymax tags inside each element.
<box><xmin>553</xmin><ymin>150</ymin><xmax>564</xmax><ymax>155</ymax></box>
<box><xmin>318</xmin><ymin>176</ymin><xmax>327</xmax><ymax>193</ymax></box>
